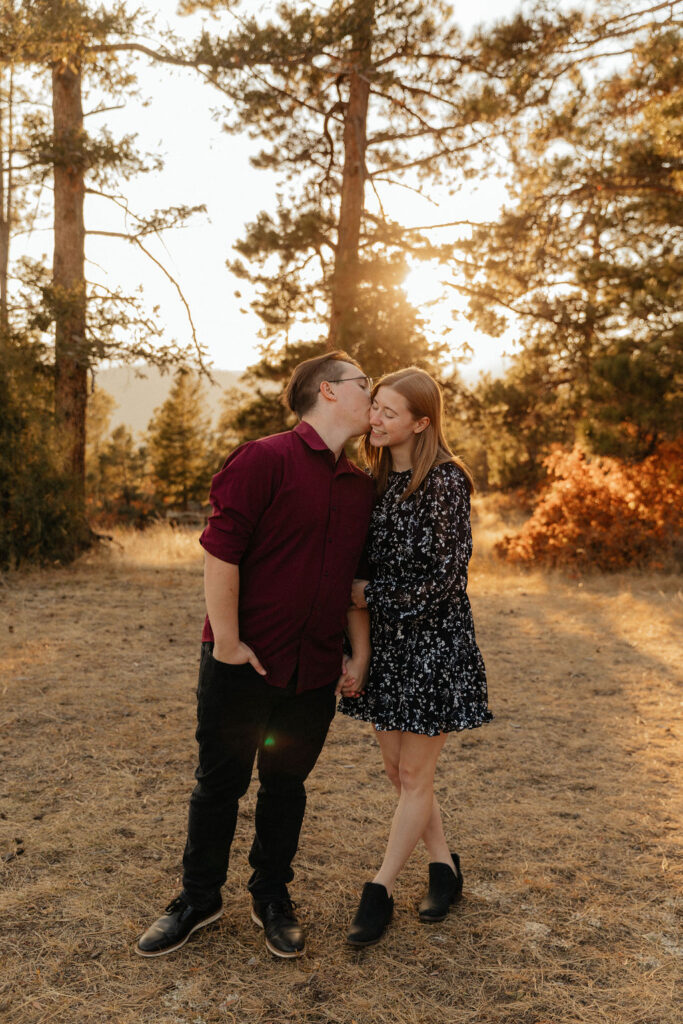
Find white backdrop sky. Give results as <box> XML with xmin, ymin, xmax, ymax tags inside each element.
<box><xmin>21</xmin><ymin>1</ymin><xmax>571</xmax><ymax>377</ymax></box>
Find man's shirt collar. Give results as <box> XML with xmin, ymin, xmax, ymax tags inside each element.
<box><xmin>294</xmin><ymin>420</ymin><xmax>330</xmax><ymax>452</ymax></box>
<box><xmin>294</xmin><ymin>420</ymin><xmax>357</xmax><ymax>474</ymax></box>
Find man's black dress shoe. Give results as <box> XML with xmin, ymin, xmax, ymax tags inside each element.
<box><xmin>135</xmin><ymin>895</ymin><xmax>223</xmax><ymax>957</ymax></box>
<box><xmin>418</xmin><ymin>852</ymin><xmax>463</xmax><ymax>922</ymax></box>
<box><xmin>251</xmin><ymin>898</ymin><xmax>305</xmax><ymax>958</ymax></box>
<box><xmin>346</xmin><ymin>882</ymin><xmax>394</xmax><ymax>946</ymax></box>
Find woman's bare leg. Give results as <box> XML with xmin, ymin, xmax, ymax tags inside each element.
<box><xmin>372</xmin><ymin>731</ymin><xmax>448</xmax><ymax>895</ymax></box>
<box><xmin>421</xmin><ymin>795</ymin><xmax>454</xmax><ymax>864</ymax></box>
<box><xmin>376</xmin><ymin>731</ymin><xmax>455</xmax><ymax>870</ymax></box>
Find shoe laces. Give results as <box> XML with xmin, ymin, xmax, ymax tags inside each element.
<box><xmin>267</xmin><ymin>898</ymin><xmax>297</xmax><ymax>919</ymax></box>
<box><xmin>164</xmin><ymin>896</ymin><xmax>189</xmax><ymax>915</ymax></box>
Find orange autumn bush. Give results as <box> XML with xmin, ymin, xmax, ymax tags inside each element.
<box><xmin>495</xmin><ymin>440</ymin><xmax>683</xmax><ymax>571</ymax></box>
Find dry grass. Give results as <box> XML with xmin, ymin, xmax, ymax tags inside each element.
<box><xmin>470</xmin><ymin>494</ymin><xmax>531</xmax><ymax>564</ymax></box>
<box><xmin>93</xmin><ymin>523</ymin><xmax>205</xmax><ymax>568</ymax></box>
<box><xmin>1</xmin><ymin>514</ymin><xmax>681</xmax><ymax>1024</ymax></box>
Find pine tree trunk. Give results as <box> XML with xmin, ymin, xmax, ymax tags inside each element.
<box><xmin>0</xmin><ymin>75</ymin><xmax>11</xmax><ymax>337</ymax></box>
<box><xmin>327</xmin><ymin>1</ymin><xmax>374</xmax><ymax>349</ymax></box>
<box><xmin>52</xmin><ymin>57</ymin><xmax>88</xmax><ymax>527</ymax></box>
<box><xmin>0</xmin><ymin>158</ymin><xmax>9</xmax><ymax>337</ymax></box>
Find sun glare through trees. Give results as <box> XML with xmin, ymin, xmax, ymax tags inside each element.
<box><xmin>0</xmin><ymin>0</ymin><xmax>681</xmax><ymax>568</ymax></box>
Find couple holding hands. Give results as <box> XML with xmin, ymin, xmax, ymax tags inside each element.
<box><xmin>136</xmin><ymin>351</ymin><xmax>492</xmax><ymax>960</ymax></box>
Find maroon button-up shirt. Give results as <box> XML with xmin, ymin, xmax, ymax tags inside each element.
<box><xmin>199</xmin><ymin>421</ymin><xmax>375</xmax><ymax>692</ymax></box>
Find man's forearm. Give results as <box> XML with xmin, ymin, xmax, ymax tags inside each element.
<box><xmin>204</xmin><ymin>551</ymin><xmax>267</xmax><ymax>674</ymax></box>
<box><xmin>204</xmin><ymin>551</ymin><xmax>240</xmax><ymax>649</ymax></box>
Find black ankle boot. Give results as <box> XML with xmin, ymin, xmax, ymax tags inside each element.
<box><xmin>346</xmin><ymin>882</ymin><xmax>394</xmax><ymax>946</ymax></box>
<box><xmin>418</xmin><ymin>852</ymin><xmax>463</xmax><ymax>922</ymax></box>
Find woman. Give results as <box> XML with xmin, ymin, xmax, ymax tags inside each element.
<box><xmin>338</xmin><ymin>367</ymin><xmax>492</xmax><ymax>947</ymax></box>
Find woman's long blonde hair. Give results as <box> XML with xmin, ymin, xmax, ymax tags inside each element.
<box><xmin>360</xmin><ymin>367</ymin><xmax>474</xmax><ymax>500</ymax></box>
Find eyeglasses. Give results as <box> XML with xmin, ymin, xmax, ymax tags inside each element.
<box><xmin>326</xmin><ymin>376</ymin><xmax>374</xmax><ymax>391</ymax></box>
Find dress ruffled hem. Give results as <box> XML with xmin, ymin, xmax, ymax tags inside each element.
<box><xmin>338</xmin><ymin>701</ymin><xmax>493</xmax><ymax>738</ymax></box>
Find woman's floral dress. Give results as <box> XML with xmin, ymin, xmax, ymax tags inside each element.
<box><xmin>338</xmin><ymin>461</ymin><xmax>492</xmax><ymax>736</ymax></box>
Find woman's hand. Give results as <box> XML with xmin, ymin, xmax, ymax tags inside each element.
<box><xmin>335</xmin><ymin>654</ymin><xmax>369</xmax><ymax>697</ymax></box>
<box><xmin>350</xmin><ymin>578</ymin><xmax>370</xmax><ymax>609</ymax></box>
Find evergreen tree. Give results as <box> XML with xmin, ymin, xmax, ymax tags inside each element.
<box><xmin>146</xmin><ymin>369</ymin><xmax>214</xmax><ymax>510</ymax></box>
<box><xmin>214</xmin><ymin>384</ymin><xmax>254</xmax><ymax>449</ymax></box>
<box><xmin>189</xmin><ymin>0</ymin><xmax>460</xmax><ymax>353</ymax></box>
<box><xmin>1</xmin><ymin>1</ymin><xmax>206</xmax><ymax>551</ymax></box>
<box><xmin>0</xmin><ymin>58</ymin><xmax>79</xmax><ymax>564</ymax></box>
<box><xmin>454</xmin><ymin>7</ymin><xmax>683</xmax><ymax>461</ymax></box>
<box><xmin>186</xmin><ymin>0</ymin><xmax>555</xmax><ymax>434</ymax></box>
<box><xmin>187</xmin><ymin>1</ymin><xmax>677</xmax><ymax>441</ymax></box>
<box><xmin>96</xmin><ymin>425</ymin><xmax>151</xmax><ymax>525</ymax></box>
<box><xmin>459</xmin><ymin>357</ymin><xmax>576</xmax><ymax>490</ymax></box>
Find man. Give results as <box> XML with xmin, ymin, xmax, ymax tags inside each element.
<box><xmin>136</xmin><ymin>351</ymin><xmax>374</xmax><ymax>959</ymax></box>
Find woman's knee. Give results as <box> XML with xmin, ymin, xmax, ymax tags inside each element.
<box><xmin>397</xmin><ymin>759</ymin><xmax>434</xmax><ymax>794</ymax></box>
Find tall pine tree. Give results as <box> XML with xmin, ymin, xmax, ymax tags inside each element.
<box><xmin>0</xmin><ymin>1</ymin><xmax>207</xmax><ymax>551</ymax></box>
<box><xmin>184</xmin><ymin>0</ymin><xmax>561</xmax><ymax>435</ymax></box>
<box><xmin>454</xmin><ymin>3</ymin><xmax>683</xmax><ymax>461</ymax></box>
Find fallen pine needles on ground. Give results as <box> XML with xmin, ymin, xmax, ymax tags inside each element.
<box><xmin>0</xmin><ymin>520</ymin><xmax>681</xmax><ymax>1024</ymax></box>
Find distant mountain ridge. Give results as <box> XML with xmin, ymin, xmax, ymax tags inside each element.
<box><xmin>94</xmin><ymin>364</ymin><xmax>245</xmax><ymax>437</ymax></box>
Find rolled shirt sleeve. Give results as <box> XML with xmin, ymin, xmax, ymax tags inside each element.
<box><xmin>200</xmin><ymin>442</ymin><xmax>280</xmax><ymax>564</ymax></box>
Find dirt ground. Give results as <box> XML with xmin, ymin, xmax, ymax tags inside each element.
<box><xmin>0</xmin><ymin>519</ymin><xmax>681</xmax><ymax>1024</ymax></box>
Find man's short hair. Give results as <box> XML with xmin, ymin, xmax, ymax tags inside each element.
<box><xmin>285</xmin><ymin>350</ymin><xmax>362</xmax><ymax>417</ymax></box>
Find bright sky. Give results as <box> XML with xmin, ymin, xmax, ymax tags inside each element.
<box><xmin>22</xmin><ymin>0</ymin><xmax>532</xmax><ymax>378</ymax></box>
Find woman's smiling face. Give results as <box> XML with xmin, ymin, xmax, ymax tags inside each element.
<box><xmin>368</xmin><ymin>385</ymin><xmax>429</xmax><ymax>453</ymax></box>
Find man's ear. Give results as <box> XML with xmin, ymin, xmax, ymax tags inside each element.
<box><xmin>319</xmin><ymin>381</ymin><xmax>337</xmax><ymax>402</ymax></box>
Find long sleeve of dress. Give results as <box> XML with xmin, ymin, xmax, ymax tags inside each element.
<box><xmin>364</xmin><ymin>463</ymin><xmax>471</xmax><ymax>622</ymax></box>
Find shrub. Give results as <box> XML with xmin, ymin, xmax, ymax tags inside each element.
<box><xmin>495</xmin><ymin>441</ymin><xmax>683</xmax><ymax>571</ymax></box>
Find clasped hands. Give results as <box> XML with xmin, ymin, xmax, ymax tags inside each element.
<box><xmin>335</xmin><ymin>654</ymin><xmax>369</xmax><ymax>698</ymax></box>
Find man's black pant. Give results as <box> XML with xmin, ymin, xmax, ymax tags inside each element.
<box><xmin>181</xmin><ymin>644</ymin><xmax>336</xmax><ymax>910</ymax></box>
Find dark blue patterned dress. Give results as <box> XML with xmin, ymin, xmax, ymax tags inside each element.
<box><xmin>338</xmin><ymin>461</ymin><xmax>492</xmax><ymax>736</ymax></box>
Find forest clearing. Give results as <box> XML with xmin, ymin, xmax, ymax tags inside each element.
<box><xmin>1</xmin><ymin>511</ymin><xmax>680</xmax><ymax>1024</ymax></box>
<box><xmin>2</xmin><ymin>4</ymin><xmax>681</xmax><ymax>1020</ymax></box>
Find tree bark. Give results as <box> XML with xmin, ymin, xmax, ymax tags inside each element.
<box><xmin>52</xmin><ymin>56</ymin><xmax>87</xmax><ymax>522</ymax></box>
<box><xmin>0</xmin><ymin>68</ymin><xmax>12</xmax><ymax>337</ymax></box>
<box><xmin>0</xmin><ymin>144</ymin><xmax>9</xmax><ymax>339</ymax></box>
<box><xmin>327</xmin><ymin>1</ymin><xmax>374</xmax><ymax>350</ymax></box>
